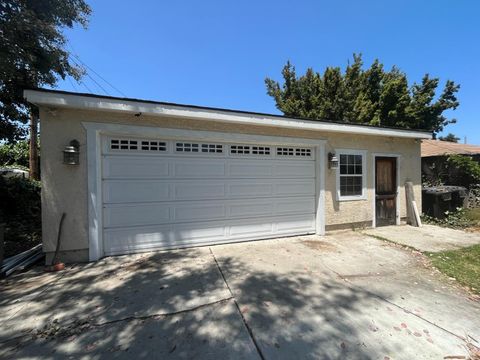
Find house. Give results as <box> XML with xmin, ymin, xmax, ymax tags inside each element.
<box><xmin>24</xmin><ymin>89</ymin><xmax>431</xmax><ymax>263</ymax></box>
<box><xmin>421</xmin><ymin>139</ymin><xmax>480</xmax><ymax>184</ymax></box>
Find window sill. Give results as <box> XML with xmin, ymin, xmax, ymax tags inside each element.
<box><xmin>337</xmin><ymin>195</ymin><xmax>368</xmax><ymax>202</ymax></box>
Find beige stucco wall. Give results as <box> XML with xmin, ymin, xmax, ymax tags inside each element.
<box><xmin>40</xmin><ymin>107</ymin><xmax>422</xmax><ymax>260</ymax></box>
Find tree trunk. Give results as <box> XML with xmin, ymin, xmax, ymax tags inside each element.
<box><xmin>29</xmin><ymin>108</ymin><xmax>40</xmax><ymax>180</ymax></box>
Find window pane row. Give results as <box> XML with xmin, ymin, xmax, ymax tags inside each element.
<box><xmin>339</xmin><ymin>154</ymin><xmax>363</xmax><ymax>175</ymax></box>
<box><xmin>340</xmin><ymin>175</ymin><xmax>362</xmax><ymax>196</ymax></box>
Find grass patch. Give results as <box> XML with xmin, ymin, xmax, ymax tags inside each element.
<box><xmin>427</xmin><ymin>244</ymin><xmax>480</xmax><ymax>294</ymax></box>
<box><xmin>422</xmin><ymin>207</ymin><xmax>480</xmax><ymax>229</ymax></box>
<box><xmin>465</xmin><ymin>208</ymin><xmax>480</xmax><ymax>222</ymax></box>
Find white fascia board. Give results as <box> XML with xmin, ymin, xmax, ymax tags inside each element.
<box><xmin>24</xmin><ymin>90</ymin><xmax>432</xmax><ymax>139</ymax></box>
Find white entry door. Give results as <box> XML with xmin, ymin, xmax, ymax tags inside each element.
<box><xmin>102</xmin><ymin>136</ymin><xmax>317</xmax><ymax>255</ymax></box>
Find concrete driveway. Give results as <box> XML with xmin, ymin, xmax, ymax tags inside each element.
<box><xmin>1</xmin><ymin>231</ymin><xmax>479</xmax><ymax>359</ymax></box>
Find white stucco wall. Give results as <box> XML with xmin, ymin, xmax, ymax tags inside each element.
<box><xmin>40</xmin><ymin>107</ymin><xmax>422</xmax><ymax>261</ymax></box>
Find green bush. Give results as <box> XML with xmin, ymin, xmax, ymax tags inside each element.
<box><xmin>422</xmin><ymin>207</ymin><xmax>478</xmax><ymax>229</ymax></box>
<box><xmin>0</xmin><ymin>176</ymin><xmax>41</xmax><ymax>257</ymax></box>
<box><xmin>446</xmin><ymin>154</ymin><xmax>480</xmax><ymax>188</ymax></box>
<box><xmin>0</xmin><ymin>140</ymin><xmax>32</xmax><ymax>169</ymax></box>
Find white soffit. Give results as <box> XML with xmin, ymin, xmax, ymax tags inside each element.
<box><xmin>24</xmin><ymin>89</ymin><xmax>432</xmax><ymax>139</ymax></box>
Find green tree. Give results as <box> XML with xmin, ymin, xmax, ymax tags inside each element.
<box><xmin>0</xmin><ymin>0</ymin><xmax>91</xmax><ymax>178</ymax></box>
<box><xmin>265</xmin><ymin>54</ymin><xmax>460</xmax><ymax>135</ymax></box>
<box><xmin>438</xmin><ymin>133</ymin><xmax>460</xmax><ymax>143</ymax></box>
<box><xmin>0</xmin><ymin>139</ymin><xmax>32</xmax><ymax>168</ymax></box>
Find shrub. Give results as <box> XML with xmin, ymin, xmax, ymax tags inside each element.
<box><xmin>0</xmin><ymin>176</ymin><xmax>41</xmax><ymax>257</ymax></box>
<box><xmin>446</xmin><ymin>154</ymin><xmax>480</xmax><ymax>188</ymax></box>
<box><xmin>0</xmin><ymin>140</ymin><xmax>31</xmax><ymax>168</ymax></box>
<box><xmin>422</xmin><ymin>207</ymin><xmax>478</xmax><ymax>229</ymax></box>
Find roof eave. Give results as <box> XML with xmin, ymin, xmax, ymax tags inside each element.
<box><xmin>24</xmin><ymin>89</ymin><xmax>432</xmax><ymax>140</ymax></box>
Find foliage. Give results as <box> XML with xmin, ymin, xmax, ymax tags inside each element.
<box><xmin>265</xmin><ymin>54</ymin><xmax>460</xmax><ymax>135</ymax></box>
<box><xmin>427</xmin><ymin>244</ymin><xmax>480</xmax><ymax>295</ymax></box>
<box><xmin>447</xmin><ymin>154</ymin><xmax>480</xmax><ymax>187</ymax></box>
<box><xmin>0</xmin><ymin>0</ymin><xmax>91</xmax><ymax>142</ymax></box>
<box><xmin>422</xmin><ymin>154</ymin><xmax>480</xmax><ymax>189</ymax></box>
<box><xmin>0</xmin><ymin>175</ymin><xmax>41</xmax><ymax>257</ymax></box>
<box><xmin>438</xmin><ymin>133</ymin><xmax>460</xmax><ymax>142</ymax></box>
<box><xmin>421</xmin><ymin>208</ymin><xmax>479</xmax><ymax>229</ymax></box>
<box><xmin>0</xmin><ymin>139</ymin><xmax>33</xmax><ymax>167</ymax></box>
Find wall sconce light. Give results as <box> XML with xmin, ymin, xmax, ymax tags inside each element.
<box><xmin>328</xmin><ymin>152</ymin><xmax>338</xmax><ymax>169</ymax></box>
<box><xmin>63</xmin><ymin>140</ymin><xmax>80</xmax><ymax>165</ymax></box>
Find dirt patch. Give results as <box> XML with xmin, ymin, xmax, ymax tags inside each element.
<box><xmin>301</xmin><ymin>240</ymin><xmax>336</xmax><ymax>251</ymax></box>
<box><xmin>465</xmin><ymin>226</ymin><xmax>480</xmax><ymax>234</ymax></box>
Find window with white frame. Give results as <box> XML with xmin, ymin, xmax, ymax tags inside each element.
<box><xmin>336</xmin><ymin>150</ymin><xmax>367</xmax><ymax>200</ymax></box>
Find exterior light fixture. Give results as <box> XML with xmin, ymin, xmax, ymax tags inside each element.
<box><xmin>63</xmin><ymin>140</ymin><xmax>80</xmax><ymax>165</ymax></box>
<box><xmin>328</xmin><ymin>152</ymin><xmax>338</xmax><ymax>169</ymax></box>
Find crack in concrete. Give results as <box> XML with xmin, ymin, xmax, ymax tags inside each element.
<box><xmin>323</xmin><ymin>262</ymin><xmax>477</xmax><ymax>345</ymax></box>
<box><xmin>0</xmin><ymin>297</ymin><xmax>234</xmax><ymax>344</ymax></box>
<box><xmin>209</xmin><ymin>247</ymin><xmax>265</xmax><ymax>360</ymax></box>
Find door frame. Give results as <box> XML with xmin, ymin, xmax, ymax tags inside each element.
<box><xmin>84</xmin><ymin>121</ymin><xmax>326</xmax><ymax>261</ymax></box>
<box><xmin>371</xmin><ymin>153</ymin><xmax>401</xmax><ymax>228</ymax></box>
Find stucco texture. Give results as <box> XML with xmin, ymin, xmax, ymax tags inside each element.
<box><xmin>39</xmin><ymin>107</ymin><xmax>422</xmax><ymax>260</ymax></box>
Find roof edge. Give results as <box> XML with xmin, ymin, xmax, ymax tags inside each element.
<box><xmin>24</xmin><ymin>88</ymin><xmax>432</xmax><ymax>140</ymax></box>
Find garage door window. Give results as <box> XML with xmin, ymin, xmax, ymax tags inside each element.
<box><xmin>336</xmin><ymin>149</ymin><xmax>367</xmax><ymax>201</ymax></box>
<box><xmin>110</xmin><ymin>139</ymin><xmax>167</xmax><ymax>152</ymax></box>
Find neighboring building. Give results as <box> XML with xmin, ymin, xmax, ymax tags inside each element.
<box><xmin>421</xmin><ymin>139</ymin><xmax>480</xmax><ymax>159</ymax></box>
<box><xmin>24</xmin><ymin>89</ymin><xmax>431</xmax><ymax>263</ymax></box>
<box><xmin>421</xmin><ymin>140</ymin><xmax>480</xmax><ymax>183</ymax></box>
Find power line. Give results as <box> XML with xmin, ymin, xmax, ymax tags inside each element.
<box><xmin>71</xmin><ymin>53</ymin><xmax>127</xmax><ymax>97</ymax></box>
<box><xmin>79</xmin><ymin>80</ymin><xmax>93</xmax><ymax>93</ymax></box>
<box><xmin>68</xmin><ymin>55</ymin><xmax>110</xmax><ymax>95</ymax></box>
<box><xmin>66</xmin><ymin>41</ymin><xmax>127</xmax><ymax>97</ymax></box>
<box><xmin>67</xmin><ymin>76</ymin><xmax>78</xmax><ymax>92</ymax></box>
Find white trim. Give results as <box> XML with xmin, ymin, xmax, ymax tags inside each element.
<box><xmin>83</xmin><ymin>122</ymin><xmax>326</xmax><ymax>146</ymax></box>
<box><xmin>25</xmin><ymin>90</ymin><xmax>432</xmax><ymax>139</ymax></box>
<box><xmin>316</xmin><ymin>144</ymin><xmax>326</xmax><ymax>235</ymax></box>
<box><xmin>371</xmin><ymin>153</ymin><xmax>401</xmax><ymax>228</ymax></box>
<box><xmin>335</xmin><ymin>149</ymin><xmax>368</xmax><ymax>202</ymax></box>
<box><xmin>83</xmin><ymin>121</ymin><xmax>326</xmax><ymax>261</ymax></box>
<box><xmin>86</xmin><ymin>126</ymin><xmax>103</xmax><ymax>261</ymax></box>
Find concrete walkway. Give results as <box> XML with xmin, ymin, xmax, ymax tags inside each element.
<box><xmin>364</xmin><ymin>224</ymin><xmax>480</xmax><ymax>252</ymax></box>
<box><xmin>1</xmin><ymin>232</ymin><xmax>479</xmax><ymax>359</ymax></box>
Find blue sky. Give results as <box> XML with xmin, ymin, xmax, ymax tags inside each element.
<box><xmin>57</xmin><ymin>0</ymin><xmax>479</xmax><ymax>144</ymax></box>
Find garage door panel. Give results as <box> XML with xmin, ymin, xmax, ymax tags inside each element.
<box><xmin>105</xmin><ymin>179</ymin><xmax>315</xmax><ymax>204</ymax></box>
<box><xmin>174</xmin><ymin>160</ymin><xmax>226</xmax><ymax>178</ymax></box>
<box><xmin>105</xmin><ymin>204</ymin><xmax>171</xmax><ymax>228</ymax></box>
<box><xmin>276</xmin><ymin>215</ymin><xmax>316</xmax><ymax>231</ymax></box>
<box><xmin>104</xmin><ymin>223</ymin><xmax>227</xmax><ymax>255</ymax></box>
<box><xmin>276</xmin><ymin>182</ymin><xmax>315</xmax><ymax>196</ymax></box>
<box><xmin>174</xmin><ymin>204</ymin><xmax>226</xmax><ymax>222</ymax></box>
<box><xmin>104</xmin><ymin>156</ymin><xmax>170</xmax><ymax>179</ymax></box>
<box><xmin>104</xmin><ymin>197</ymin><xmax>315</xmax><ymax>228</ymax></box>
<box><xmin>227</xmin><ymin>182</ymin><xmax>273</xmax><ymax>197</ymax></box>
<box><xmin>228</xmin><ymin>163</ymin><xmax>273</xmax><ymax>177</ymax></box>
<box><xmin>229</xmin><ymin>222</ymin><xmax>273</xmax><ymax>236</ymax></box>
<box><xmin>229</xmin><ymin>202</ymin><xmax>273</xmax><ymax>217</ymax></box>
<box><xmin>274</xmin><ymin>162</ymin><xmax>315</xmax><ymax>177</ymax></box>
<box><xmin>104</xmin><ymin>214</ymin><xmax>315</xmax><ymax>255</ymax></box>
<box><xmin>276</xmin><ymin>198</ymin><xmax>316</xmax><ymax>215</ymax></box>
<box><xmin>104</xmin><ymin>180</ymin><xmax>170</xmax><ymax>203</ymax></box>
<box><xmin>175</xmin><ymin>182</ymin><xmax>226</xmax><ymax>200</ymax></box>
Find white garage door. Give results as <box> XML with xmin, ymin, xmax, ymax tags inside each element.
<box><xmin>102</xmin><ymin>137</ymin><xmax>317</xmax><ymax>255</ymax></box>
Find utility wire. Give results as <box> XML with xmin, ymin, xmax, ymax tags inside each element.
<box><xmin>67</xmin><ymin>41</ymin><xmax>127</xmax><ymax>97</ymax></box>
<box><xmin>67</xmin><ymin>76</ymin><xmax>78</xmax><ymax>92</ymax></box>
<box><xmin>71</xmin><ymin>53</ymin><xmax>127</xmax><ymax>97</ymax></box>
<box><xmin>79</xmin><ymin>80</ymin><xmax>93</xmax><ymax>93</ymax></box>
<box><xmin>68</xmin><ymin>55</ymin><xmax>110</xmax><ymax>95</ymax></box>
